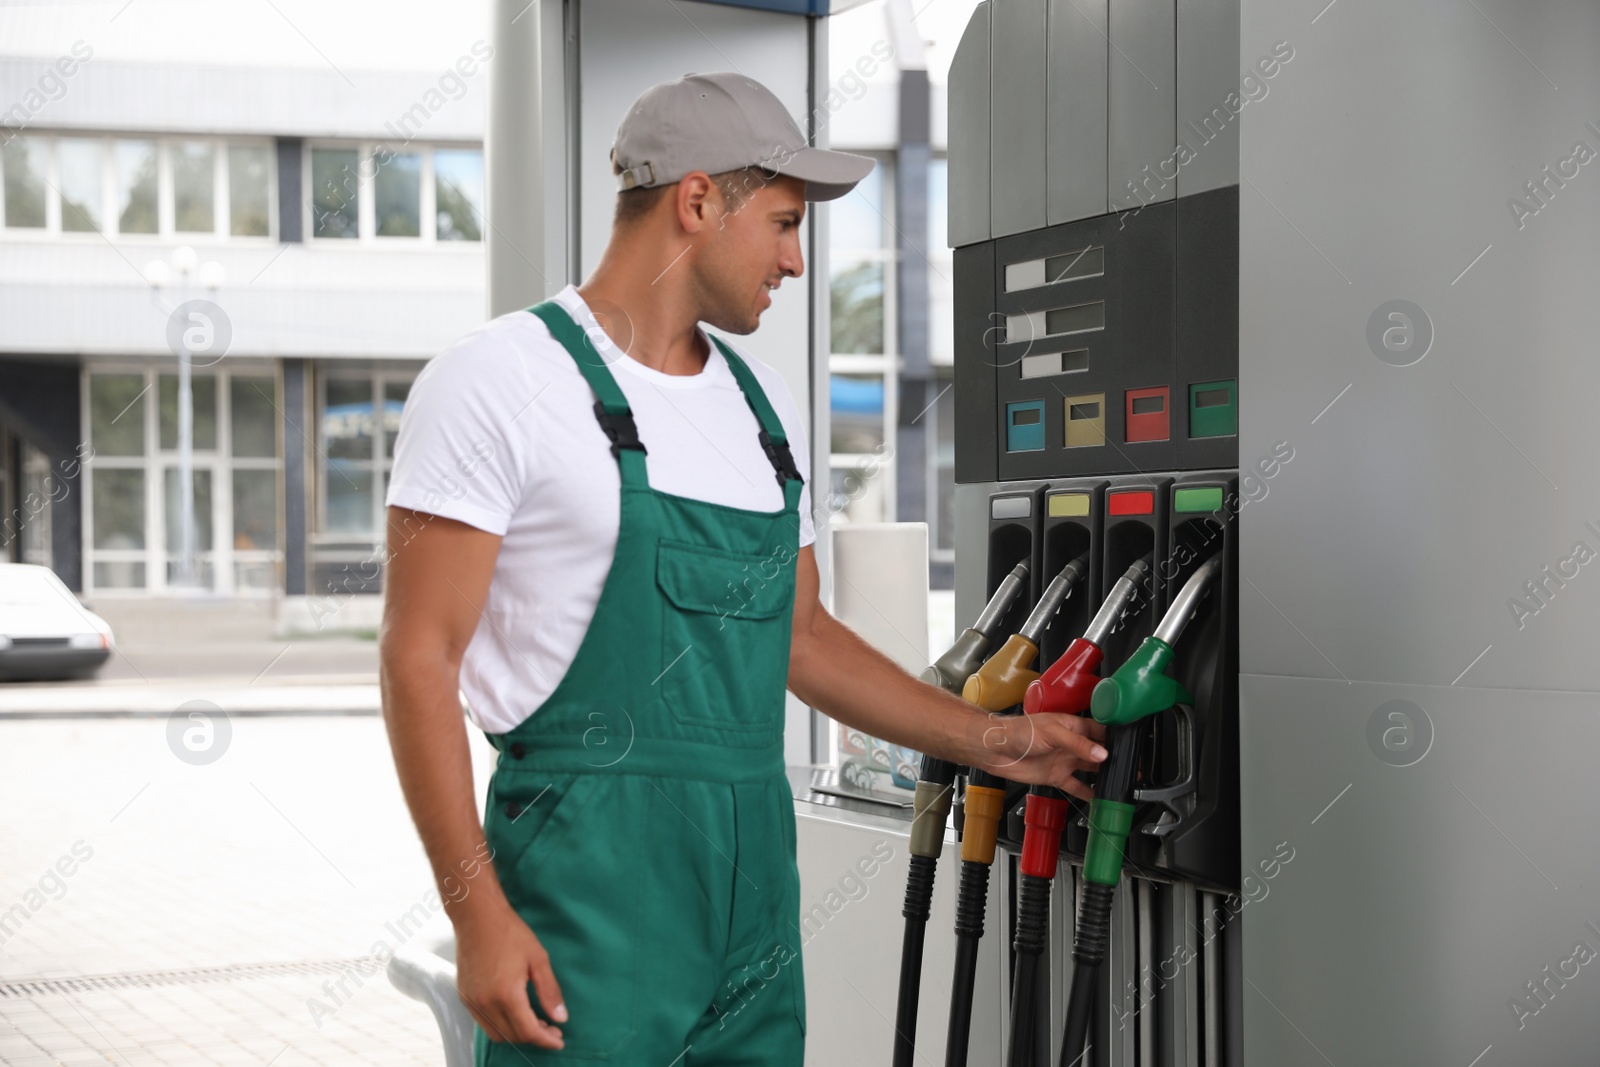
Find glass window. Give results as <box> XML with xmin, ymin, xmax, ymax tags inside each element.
<box><xmin>323</xmin><ymin>378</ymin><xmax>374</xmax><ymax>460</ymax></box>
<box><xmin>92</xmin><ymin>468</ymin><xmax>145</xmax><ymax>550</ymax></box>
<box><xmin>830</xmin><ymin>261</ymin><xmax>885</xmax><ymax>354</ymax></box>
<box><xmin>89</xmin><ymin>374</ymin><xmax>148</xmax><ymax>456</ymax></box>
<box><xmin>58</xmin><ymin>138</ymin><xmax>103</xmax><ymax>233</ymax></box>
<box><xmin>158</xmin><ymin>373</ymin><xmax>218</xmax><ymax>451</ymax></box>
<box><xmin>115</xmin><ymin>140</ymin><xmax>159</xmax><ymax>235</ymax></box>
<box><xmin>2</xmin><ymin>137</ymin><xmax>48</xmax><ymax>229</ymax></box>
<box><xmin>232</xmin><ymin>469</ymin><xmax>278</xmax><ymax>551</ymax></box>
<box><xmin>93</xmin><ymin>560</ymin><xmax>146</xmax><ymax>589</ymax></box>
<box><xmin>163</xmin><ymin>467</ymin><xmax>214</xmax><ymax>552</ymax></box>
<box><xmin>311</xmin><ymin>148</ymin><xmax>359</xmax><ymax>239</ymax></box>
<box><xmin>383</xmin><ymin>380</ymin><xmax>410</xmax><ymax>458</ymax></box>
<box><xmin>374</xmin><ymin>151</ymin><xmax>421</xmax><ymax>237</ymax></box>
<box><xmin>928</xmin><ymin>158</ymin><xmax>948</xmax><ymax>252</ymax></box>
<box><xmin>831</xmin><ymin>160</ymin><xmax>887</xmax><ymax>252</ymax></box>
<box><xmin>934</xmin><ymin>375</ymin><xmax>955</xmax><ymax>553</ymax></box>
<box><xmin>173</xmin><ymin>141</ymin><xmax>216</xmax><ymax>233</ymax></box>
<box><xmin>435</xmin><ymin>148</ymin><xmax>483</xmax><ymax>241</ymax></box>
<box><xmin>228</xmin><ymin>144</ymin><xmax>272</xmax><ymax>237</ymax></box>
<box><xmin>829</xmin><ymin>374</ymin><xmax>886</xmax><ymax>454</ymax></box>
<box><xmin>324</xmin><ymin>465</ymin><xmax>375</xmax><ymax>535</ymax></box>
<box><xmin>231</xmin><ymin>376</ymin><xmax>278</xmax><ymax>457</ymax></box>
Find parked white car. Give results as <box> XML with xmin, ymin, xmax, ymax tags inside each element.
<box><xmin>0</xmin><ymin>564</ymin><xmax>114</xmax><ymax>681</ymax></box>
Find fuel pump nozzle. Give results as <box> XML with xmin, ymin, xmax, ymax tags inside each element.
<box><xmin>892</xmin><ymin>561</ymin><xmax>1031</xmax><ymax>1067</ymax></box>
<box><xmin>1004</xmin><ymin>559</ymin><xmax>1149</xmax><ymax>1067</ymax></box>
<box><xmin>944</xmin><ymin>557</ymin><xmax>1089</xmax><ymax>1067</ymax></box>
<box><xmin>1090</xmin><ymin>554</ymin><xmax>1222</xmax><ymax>727</ymax></box>
<box><xmin>1057</xmin><ymin>554</ymin><xmax>1224</xmax><ymax>1067</ymax></box>
<box><xmin>961</xmin><ymin>554</ymin><xmax>1090</xmax><ymax>710</ymax></box>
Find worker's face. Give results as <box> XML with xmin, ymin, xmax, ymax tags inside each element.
<box><xmin>692</xmin><ymin>174</ymin><xmax>806</xmax><ymax>336</ymax></box>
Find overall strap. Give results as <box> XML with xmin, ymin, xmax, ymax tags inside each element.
<box><xmin>710</xmin><ymin>336</ymin><xmax>805</xmax><ymax>495</ymax></box>
<box><xmin>528</xmin><ymin>301</ymin><xmax>649</xmax><ymax>488</ymax></box>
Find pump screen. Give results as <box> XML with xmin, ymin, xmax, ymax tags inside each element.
<box><xmin>1045</xmin><ymin>302</ymin><xmax>1105</xmax><ymax>336</ymax></box>
<box><xmin>1012</xmin><ymin>408</ymin><xmax>1041</xmax><ymax>425</ymax></box>
<box><xmin>1194</xmin><ymin>388</ymin><xmax>1231</xmax><ymax>408</ymax></box>
<box><xmin>1131</xmin><ymin>396</ymin><xmax>1165</xmax><ymax>414</ymax></box>
<box><xmin>1045</xmin><ymin>246</ymin><xmax>1105</xmax><ymax>283</ymax></box>
<box><xmin>1069</xmin><ymin>402</ymin><xmax>1100</xmax><ymax>420</ymax></box>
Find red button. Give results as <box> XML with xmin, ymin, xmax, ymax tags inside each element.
<box><xmin>1125</xmin><ymin>386</ymin><xmax>1170</xmax><ymax>443</ymax></box>
<box><xmin>1109</xmin><ymin>491</ymin><xmax>1154</xmax><ymax>516</ymax></box>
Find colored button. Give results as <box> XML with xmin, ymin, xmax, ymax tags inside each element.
<box><xmin>509</xmin><ymin>742</ymin><xmax>526</xmax><ymax>760</ymax></box>
<box><xmin>1188</xmin><ymin>379</ymin><xmax>1238</xmax><ymax>438</ymax></box>
<box><xmin>1174</xmin><ymin>487</ymin><xmax>1224</xmax><ymax>513</ymax></box>
<box><xmin>1063</xmin><ymin>393</ymin><xmax>1106</xmax><ymax>448</ymax></box>
<box><xmin>1125</xmin><ymin>386</ymin><xmax>1170</xmax><ymax>443</ymax></box>
<box><xmin>1108</xmin><ymin>491</ymin><xmax>1154</xmax><ymax>516</ymax></box>
<box><xmin>1048</xmin><ymin>493</ymin><xmax>1091</xmax><ymax>517</ymax></box>
<box><xmin>1006</xmin><ymin>400</ymin><xmax>1047</xmax><ymax>452</ymax></box>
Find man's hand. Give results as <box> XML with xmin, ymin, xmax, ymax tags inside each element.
<box><xmin>785</xmin><ymin>544</ymin><xmax>1110</xmax><ymax>797</ymax></box>
<box><xmin>966</xmin><ymin>711</ymin><xmax>1108</xmax><ymax>802</ymax></box>
<box><xmin>454</xmin><ymin>901</ymin><xmax>569</xmax><ymax>1049</ymax></box>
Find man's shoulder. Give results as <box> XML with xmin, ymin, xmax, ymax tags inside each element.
<box><xmin>710</xmin><ymin>336</ymin><xmax>798</xmax><ymax>409</ymax></box>
<box><xmin>419</xmin><ymin>307</ymin><xmax>577</xmax><ymax>389</ymax></box>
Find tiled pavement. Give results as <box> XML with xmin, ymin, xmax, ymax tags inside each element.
<box><xmin>0</xmin><ymin>715</ymin><xmax>500</xmax><ymax>1067</ymax></box>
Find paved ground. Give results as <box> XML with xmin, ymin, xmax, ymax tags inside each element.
<box><xmin>0</xmin><ymin>714</ymin><xmax>499</xmax><ymax>1067</ymax></box>
<box><xmin>0</xmin><ymin>591</ymin><xmax>957</xmax><ymax>1066</ymax></box>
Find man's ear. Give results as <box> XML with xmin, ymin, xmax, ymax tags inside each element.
<box><xmin>677</xmin><ymin>172</ymin><xmax>718</xmax><ymax>234</ymax></box>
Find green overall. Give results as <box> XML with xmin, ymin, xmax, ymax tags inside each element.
<box><xmin>474</xmin><ymin>301</ymin><xmax>807</xmax><ymax>1066</ymax></box>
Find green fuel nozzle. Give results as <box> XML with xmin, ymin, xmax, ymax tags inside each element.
<box><xmin>1090</xmin><ymin>555</ymin><xmax>1221</xmax><ymax>726</ymax></box>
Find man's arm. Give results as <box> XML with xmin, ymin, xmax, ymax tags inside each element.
<box><xmin>786</xmin><ymin>544</ymin><xmax>1107</xmax><ymax>800</ymax></box>
<box><xmin>379</xmin><ymin>507</ymin><xmax>568</xmax><ymax>1050</ymax></box>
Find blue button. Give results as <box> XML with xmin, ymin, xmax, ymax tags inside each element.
<box><xmin>1006</xmin><ymin>400</ymin><xmax>1047</xmax><ymax>452</ymax></box>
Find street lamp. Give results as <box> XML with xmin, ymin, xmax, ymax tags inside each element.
<box><xmin>145</xmin><ymin>246</ymin><xmax>225</xmax><ymax>592</ymax></box>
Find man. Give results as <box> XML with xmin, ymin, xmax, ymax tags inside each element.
<box><xmin>380</xmin><ymin>72</ymin><xmax>1107</xmax><ymax>1066</ymax></box>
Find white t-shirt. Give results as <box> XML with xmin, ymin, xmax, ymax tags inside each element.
<box><xmin>385</xmin><ymin>284</ymin><xmax>816</xmax><ymax>734</ymax></box>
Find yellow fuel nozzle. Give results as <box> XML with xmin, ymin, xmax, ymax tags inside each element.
<box><xmin>959</xmin><ymin>555</ymin><xmax>1088</xmax><ymax>711</ymax></box>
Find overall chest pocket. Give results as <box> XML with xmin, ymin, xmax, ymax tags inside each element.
<box><xmin>655</xmin><ymin>539</ymin><xmax>795</xmax><ymax>737</ymax></box>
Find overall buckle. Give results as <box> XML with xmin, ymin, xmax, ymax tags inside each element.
<box><xmin>593</xmin><ymin>401</ymin><xmax>647</xmax><ymax>460</ymax></box>
<box><xmin>758</xmin><ymin>429</ymin><xmax>802</xmax><ymax>488</ymax></box>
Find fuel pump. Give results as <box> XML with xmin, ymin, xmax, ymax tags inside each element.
<box><xmin>1005</xmin><ymin>559</ymin><xmax>1150</xmax><ymax>1067</ymax></box>
<box><xmin>1058</xmin><ymin>554</ymin><xmax>1223</xmax><ymax>1067</ymax></box>
<box><xmin>945</xmin><ymin>556</ymin><xmax>1089</xmax><ymax>1067</ymax></box>
<box><xmin>893</xmin><ymin>561</ymin><xmax>1031</xmax><ymax>1067</ymax></box>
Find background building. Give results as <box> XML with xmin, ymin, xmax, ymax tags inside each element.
<box><xmin>0</xmin><ymin>0</ymin><xmax>975</xmax><ymax>627</ymax></box>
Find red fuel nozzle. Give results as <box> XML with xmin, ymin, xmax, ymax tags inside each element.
<box><xmin>1021</xmin><ymin>637</ymin><xmax>1104</xmax><ymax>717</ymax></box>
<box><xmin>1015</xmin><ymin>637</ymin><xmax>1105</xmax><ymax>879</ymax></box>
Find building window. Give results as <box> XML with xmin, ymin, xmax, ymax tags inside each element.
<box><xmin>311</xmin><ymin>147</ymin><xmax>360</xmax><ymax>240</ymax></box>
<box><xmin>83</xmin><ymin>365</ymin><xmax>283</xmax><ymax>595</ymax></box>
<box><xmin>312</xmin><ymin>368</ymin><xmax>415</xmax><ymax>593</ymax></box>
<box><xmin>58</xmin><ymin>138</ymin><xmax>104</xmax><ymax>232</ymax></box>
<box><xmin>172</xmin><ymin>140</ymin><xmax>216</xmax><ymax>233</ymax></box>
<box><xmin>116</xmin><ymin>140</ymin><xmax>159</xmax><ymax>234</ymax></box>
<box><xmin>827</xmin><ymin>151</ymin><xmax>896</xmax><ymax>528</ymax></box>
<box><xmin>305</xmin><ymin>143</ymin><xmax>484</xmax><ymax>244</ymax></box>
<box><xmin>227</xmin><ymin>145</ymin><xmax>272</xmax><ymax>237</ymax></box>
<box><xmin>375</xmin><ymin>152</ymin><xmax>423</xmax><ymax>237</ymax></box>
<box><xmin>1</xmin><ymin>134</ymin><xmax>274</xmax><ymax>240</ymax></box>
<box><xmin>1</xmin><ymin>137</ymin><xmax>49</xmax><ymax>229</ymax></box>
<box><xmin>434</xmin><ymin>148</ymin><xmax>484</xmax><ymax>241</ymax></box>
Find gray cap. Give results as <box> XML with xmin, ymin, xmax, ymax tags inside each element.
<box><xmin>611</xmin><ymin>72</ymin><xmax>875</xmax><ymax>203</ymax></box>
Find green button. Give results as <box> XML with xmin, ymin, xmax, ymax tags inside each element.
<box><xmin>1188</xmin><ymin>379</ymin><xmax>1237</xmax><ymax>438</ymax></box>
<box><xmin>1174</xmin><ymin>487</ymin><xmax>1224</xmax><ymax>513</ymax></box>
